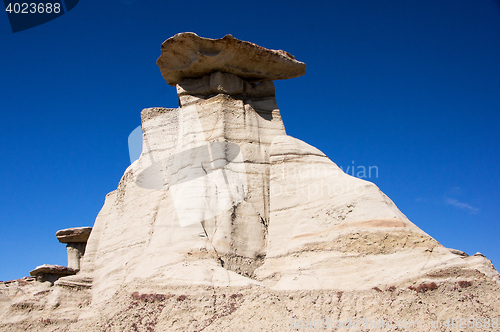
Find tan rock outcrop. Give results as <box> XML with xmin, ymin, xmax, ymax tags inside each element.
<box><xmin>56</xmin><ymin>227</ymin><xmax>92</xmax><ymax>243</ymax></box>
<box><xmin>157</xmin><ymin>32</ymin><xmax>306</xmax><ymax>85</ymax></box>
<box><xmin>56</xmin><ymin>227</ymin><xmax>92</xmax><ymax>270</ymax></box>
<box><xmin>254</xmin><ymin>135</ymin><xmax>488</xmax><ymax>290</ymax></box>
<box><xmin>29</xmin><ymin>265</ymin><xmax>77</xmax><ymax>284</ymax></box>
<box><xmin>56</xmin><ymin>35</ymin><xmax>497</xmax><ymax>306</ymax></box>
<box><xmin>2</xmin><ymin>33</ymin><xmax>499</xmax><ymax>331</ymax></box>
<box><xmin>71</xmin><ymin>70</ymin><xmax>286</xmax><ymax>302</ymax></box>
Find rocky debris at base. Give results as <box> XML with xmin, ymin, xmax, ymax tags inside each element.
<box><xmin>1</xmin><ymin>278</ymin><xmax>500</xmax><ymax>332</ymax></box>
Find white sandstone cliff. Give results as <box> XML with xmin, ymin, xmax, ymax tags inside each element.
<box><xmin>1</xmin><ymin>33</ymin><xmax>499</xmax><ymax>332</ymax></box>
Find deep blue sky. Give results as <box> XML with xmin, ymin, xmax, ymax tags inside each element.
<box><xmin>1</xmin><ymin>0</ymin><xmax>499</xmax><ymax>281</ymax></box>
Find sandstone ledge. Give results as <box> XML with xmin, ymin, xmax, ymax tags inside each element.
<box><xmin>157</xmin><ymin>32</ymin><xmax>306</xmax><ymax>85</ymax></box>
<box><xmin>56</xmin><ymin>227</ymin><xmax>92</xmax><ymax>243</ymax></box>
<box><xmin>29</xmin><ymin>265</ymin><xmax>77</xmax><ymax>276</ymax></box>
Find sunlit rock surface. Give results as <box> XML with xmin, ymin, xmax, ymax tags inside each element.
<box><xmin>157</xmin><ymin>32</ymin><xmax>306</xmax><ymax>85</ymax></box>
<box><xmin>1</xmin><ymin>33</ymin><xmax>499</xmax><ymax>331</ymax></box>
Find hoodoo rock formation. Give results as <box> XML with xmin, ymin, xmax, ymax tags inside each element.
<box><xmin>1</xmin><ymin>33</ymin><xmax>499</xmax><ymax>331</ymax></box>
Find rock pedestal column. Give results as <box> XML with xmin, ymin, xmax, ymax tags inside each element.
<box><xmin>55</xmin><ymin>227</ymin><xmax>92</xmax><ymax>270</ymax></box>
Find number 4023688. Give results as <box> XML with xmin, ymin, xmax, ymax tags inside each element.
<box><xmin>5</xmin><ymin>3</ymin><xmax>61</xmax><ymax>14</ymax></box>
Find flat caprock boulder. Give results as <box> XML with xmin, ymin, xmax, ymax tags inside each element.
<box><xmin>29</xmin><ymin>265</ymin><xmax>77</xmax><ymax>276</ymax></box>
<box><xmin>29</xmin><ymin>264</ymin><xmax>77</xmax><ymax>285</ymax></box>
<box><xmin>56</xmin><ymin>227</ymin><xmax>92</xmax><ymax>243</ymax></box>
<box><xmin>156</xmin><ymin>32</ymin><xmax>306</xmax><ymax>85</ymax></box>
